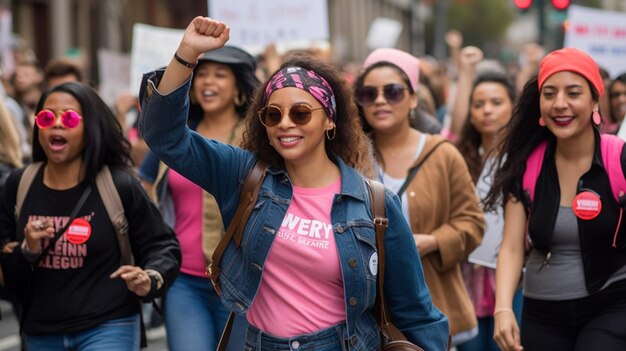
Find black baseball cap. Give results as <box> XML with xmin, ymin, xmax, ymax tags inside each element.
<box><xmin>197</xmin><ymin>46</ymin><xmax>256</xmax><ymax>71</ymax></box>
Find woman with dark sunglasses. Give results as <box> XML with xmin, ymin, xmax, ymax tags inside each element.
<box><xmin>0</xmin><ymin>81</ymin><xmax>181</xmax><ymax>350</ymax></box>
<box><xmin>139</xmin><ymin>17</ymin><xmax>449</xmax><ymax>351</ymax></box>
<box><xmin>354</xmin><ymin>48</ymin><xmax>485</xmax><ymax>347</ymax></box>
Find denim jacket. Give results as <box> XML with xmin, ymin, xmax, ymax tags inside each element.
<box><xmin>139</xmin><ymin>71</ymin><xmax>449</xmax><ymax>350</ymax></box>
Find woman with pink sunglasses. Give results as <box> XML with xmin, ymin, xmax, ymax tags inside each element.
<box><xmin>0</xmin><ymin>82</ymin><xmax>180</xmax><ymax>350</ymax></box>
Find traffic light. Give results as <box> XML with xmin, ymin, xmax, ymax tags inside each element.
<box><xmin>513</xmin><ymin>0</ymin><xmax>570</xmax><ymax>11</ymax></box>
<box><xmin>514</xmin><ymin>0</ymin><xmax>532</xmax><ymax>10</ymax></box>
<box><xmin>551</xmin><ymin>0</ymin><xmax>570</xmax><ymax>10</ymax></box>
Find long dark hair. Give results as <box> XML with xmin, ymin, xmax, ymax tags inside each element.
<box><xmin>456</xmin><ymin>72</ymin><xmax>516</xmax><ymax>183</ymax></box>
<box><xmin>483</xmin><ymin>75</ymin><xmax>599</xmax><ymax>211</ymax></box>
<box><xmin>242</xmin><ymin>53</ymin><xmax>374</xmax><ymax>177</ymax></box>
<box><xmin>32</xmin><ymin>82</ymin><xmax>133</xmax><ymax>182</ymax></box>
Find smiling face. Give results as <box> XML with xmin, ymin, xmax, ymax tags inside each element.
<box><xmin>539</xmin><ymin>71</ymin><xmax>596</xmax><ymax>141</ymax></box>
<box><xmin>263</xmin><ymin>87</ymin><xmax>334</xmax><ymax>167</ymax></box>
<box><xmin>360</xmin><ymin>66</ymin><xmax>417</xmax><ymax>134</ymax></box>
<box><xmin>191</xmin><ymin>61</ymin><xmax>238</xmax><ymax>115</ymax></box>
<box><xmin>37</xmin><ymin>92</ymin><xmax>85</xmax><ymax>166</ymax></box>
<box><xmin>470</xmin><ymin>82</ymin><xmax>513</xmax><ymax>138</ymax></box>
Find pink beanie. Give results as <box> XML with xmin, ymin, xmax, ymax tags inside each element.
<box><xmin>362</xmin><ymin>48</ymin><xmax>420</xmax><ymax>92</ymax></box>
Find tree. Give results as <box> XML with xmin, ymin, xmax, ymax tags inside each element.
<box><xmin>433</xmin><ymin>0</ymin><xmax>514</xmax><ymax>53</ymax></box>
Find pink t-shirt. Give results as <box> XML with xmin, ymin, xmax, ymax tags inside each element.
<box><xmin>168</xmin><ymin>169</ymin><xmax>206</xmax><ymax>277</ymax></box>
<box><xmin>247</xmin><ymin>178</ymin><xmax>345</xmax><ymax>337</ymax></box>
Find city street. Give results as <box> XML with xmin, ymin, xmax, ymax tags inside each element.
<box><xmin>0</xmin><ymin>301</ymin><xmax>168</xmax><ymax>351</ymax></box>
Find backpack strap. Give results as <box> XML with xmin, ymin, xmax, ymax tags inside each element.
<box><xmin>522</xmin><ymin>141</ymin><xmax>547</xmax><ymax>204</ymax></box>
<box><xmin>600</xmin><ymin>134</ymin><xmax>626</xmax><ymax>205</ymax></box>
<box><xmin>15</xmin><ymin>162</ymin><xmax>43</xmax><ymax>220</ymax></box>
<box><xmin>95</xmin><ymin>166</ymin><xmax>133</xmax><ymax>266</ymax></box>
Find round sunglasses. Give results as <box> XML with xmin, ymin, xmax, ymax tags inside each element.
<box><xmin>35</xmin><ymin>109</ymin><xmax>82</xmax><ymax>129</ymax></box>
<box><xmin>355</xmin><ymin>83</ymin><xmax>407</xmax><ymax>107</ymax></box>
<box><xmin>258</xmin><ymin>104</ymin><xmax>324</xmax><ymax>127</ymax></box>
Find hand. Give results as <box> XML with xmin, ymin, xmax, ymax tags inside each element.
<box><xmin>2</xmin><ymin>241</ymin><xmax>18</xmax><ymax>254</ymax></box>
<box><xmin>494</xmin><ymin>309</ymin><xmax>524</xmax><ymax>351</ymax></box>
<box><xmin>115</xmin><ymin>92</ymin><xmax>138</xmax><ymax>125</ymax></box>
<box><xmin>521</xmin><ymin>43</ymin><xmax>544</xmax><ymax>67</ymax></box>
<box><xmin>459</xmin><ymin>46</ymin><xmax>484</xmax><ymax>72</ymax></box>
<box><xmin>413</xmin><ymin>234</ymin><xmax>438</xmax><ymax>257</ymax></box>
<box><xmin>177</xmin><ymin>16</ymin><xmax>230</xmax><ymax>63</ymax></box>
<box><xmin>445</xmin><ymin>30</ymin><xmax>463</xmax><ymax>49</ymax></box>
<box><xmin>110</xmin><ymin>265</ymin><xmax>152</xmax><ymax>297</ymax></box>
<box><xmin>23</xmin><ymin>219</ymin><xmax>54</xmax><ymax>253</ymax></box>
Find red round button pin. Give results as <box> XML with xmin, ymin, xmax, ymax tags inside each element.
<box><xmin>65</xmin><ymin>218</ymin><xmax>92</xmax><ymax>245</ymax></box>
<box><xmin>572</xmin><ymin>191</ymin><xmax>602</xmax><ymax>220</ymax></box>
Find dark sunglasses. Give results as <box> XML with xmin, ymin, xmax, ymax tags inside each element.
<box><xmin>356</xmin><ymin>83</ymin><xmax>407</xmax><ymax>106</ymax></box>
<box><xmin>35</xmin><ymin>109</ymin><xmax>82</xmax><ymax>129</ymax></box>
<box><xmin>258</xmin><ymin>104</ymin><xmax>324</xmax><ymax>127</ymax></box>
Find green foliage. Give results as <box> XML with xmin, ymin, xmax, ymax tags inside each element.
<box><xmin>446</xmin><ymin>0</ymin><xmax>515</xmax><ymax>47</ymax></box>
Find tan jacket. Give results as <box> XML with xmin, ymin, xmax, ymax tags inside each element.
<box><xmin>405</xmin><ymin>134</ymin><xmax>484</xmax><ymax>336</ymax></box>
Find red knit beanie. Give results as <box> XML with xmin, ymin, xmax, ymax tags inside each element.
<box><xmin>538</xmin><ymin>47</ymin><xmax>604</xmax><ymax>97</ymax></box>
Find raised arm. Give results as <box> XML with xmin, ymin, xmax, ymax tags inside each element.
<box><xmin>159</xmin><ymin>17</ymin><xmax>230</xmax><ymax>94</ymax></box>
<box><xmin>138</xmin><ymin>17</ymin><xmax>249</xmax><ymax>216</ymax></box>
<box><xmin>449</xmin><ymin>46</ymin><xmax>483</xmax><ymax>137</ymax></box>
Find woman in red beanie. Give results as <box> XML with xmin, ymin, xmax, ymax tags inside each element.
<box><xmin>484</xmin><ymin>48</ymin><xmax>626</xmax><ymax>351</ymax></box>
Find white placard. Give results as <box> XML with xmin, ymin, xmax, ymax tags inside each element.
<box><xmin>97</xmin><ymin>49</ymin><xmax>131</xmax><ymax>108</ymax></box>
<box><xmin>208</xmin><ymin>0</ymin><xmax>329</xmax><ymax>53</ymax></box>
<box><xmin>564</xmin><ymin>5</ymin><xmax>626</xmax><ymax>78</ymax></box>
<box><xmin>366</xmin><ymin>17</ymin><xmax>403</xmax><ymax>50</ymax></box>
<box><xmin>129</xmin><ymin>23</ymin><xmax>185</xmax><ymax>95</ymax></box>
<box><xmin>468</xmin><ymin>158</ymin><xmax>504</xmax><ymax>269</ymax></box>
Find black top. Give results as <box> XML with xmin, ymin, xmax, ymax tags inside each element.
<box><xmin>519</xmin><ymin>130</ymin><xmax>626</xmax><ymax>293</ymax></box>
<box><xmin>0</xmin><ymin>165</ymin><xmax>180</xmax><ymax>335</ymax></box>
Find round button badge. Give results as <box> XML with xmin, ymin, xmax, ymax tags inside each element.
<box><xmin>572</xmin><ymin>191</ymin><xmax>602</xmax><ymax>220</ymax></box>
<box><xmin>65</xmin><ymin>218</ymin><xmax>92</xmax><ymax>245</ymax></box>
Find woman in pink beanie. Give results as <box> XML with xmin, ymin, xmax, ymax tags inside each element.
<box><xmin>485</xmin><ymin>47</ymin><xmax>626</xmax><ymax>351</ymax></box>
<box><xmin>355</xmin><ymin>48</ymin><xmax>485</xmax><ymax>347</ymax></box>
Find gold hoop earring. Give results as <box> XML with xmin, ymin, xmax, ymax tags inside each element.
<box><xmin>234</xmin><ymin>94</ymin><xmax>246</xmax><ymax>107</ymax></box>
<box><xmin>326</xmin><ymin>128</ymin><xmax>336</xmax><ymax>141</ymax></box>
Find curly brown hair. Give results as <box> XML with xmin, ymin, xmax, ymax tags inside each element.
<box><xmin>242</xmin><ymin>53</ymin><xmax>374</xmax><ymax>178</ymax></box>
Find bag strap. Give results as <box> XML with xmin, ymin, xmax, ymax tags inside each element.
<box><xmin>35</xmin><ymin>185</ymin><xmax>92</xmax><ymax>266</ymax></box>
<box><xmin>368</xmin><ymin>179</ymin><xmax>426</xmax><ymax>350</ymax></box>
<box><xmin>365</xmin><ymin>179</ymin><xmax>393</xmax><ymax>336</ymax></box>
<box><xmin>95</xmin><ymin>166</ymin><xmax>133</xmax><ymax>265</ymax></box>
<box><xmin>15</xmin><ymin>162</ymin><xmax>43</xmax><ymax>220</ymax></box>
<box><xmin>522</xmin><ymin>141</ymin><xmax>547</xmax><ymax>204</ymax></box>
<box><xmin>397</xmin><ymin>140</ymin><xmax>448</xmax><ymax>197</ymax></box>
<box><xmin>600</xmin><ymin>134</ymin><xmax>626</xmax><ymax>205</ymax></box>
<box><xmin>212</xmin><ymin>159</ymin><xmax>268</xmax><ymax>351</ymax></box>
<box><xmin>208</xmin><ymin>159</ymin><xmax>268</xmax><ymax>293</ymax></box>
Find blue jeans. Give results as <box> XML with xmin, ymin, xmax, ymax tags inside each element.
<box><xmin>244</xmin><ymin>323</ymin><xmax>347</xmax><ymax>351</ymax></box>
<box><xmin>24</xmin><ymin>314</ymin><xmax>140</xmax><ymax>351</ymax></box>
<box><xmin>164</xmin><ymin>273</ymin><xmax>229</xmax><ymax>351</ymax></box>
<box><xmin>457</xmin><ymin>287</ymin><xmax>524</xmax><ymax>351</ymax></box>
